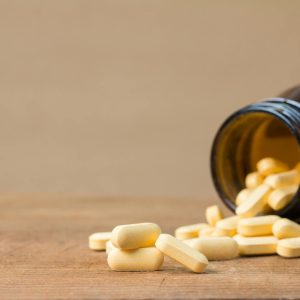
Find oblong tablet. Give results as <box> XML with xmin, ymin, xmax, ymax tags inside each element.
<box><xmin>175</xmin><ymin>223</ymin><xmax>210</xmax><ymax>240</ymax></box>
<box><xmin>256</xmin><ymin>157</ymin><xmax>289</xmax><ymax>176</ymax></box>
<box><xmin>237</xmin><ymin>215</ymin><xmax>280</xmax><ymax>237</ymax></box>
<box><xmin>205</xmin><ymin>205</ymin><xmax>223</xmax><ymax>226</ymax></box>
<box><xmin>236</xmin><ymin>184</ymin><xmax>272</xmax><ymax>218</ymax></box>
<box><xmin>235</xmin><ymin>189</ymin><xmax>252</xmax><ymax>206</ymax></box>
<box><xmin>272</xmin><ymin>218</ymin><xmax>300</xmax><ymax>239</ymax></box>
<box><xmin>184</xmin><ymin>237</ymin><xmax>238</xmax><ymax>261</ymax></box>
<box><xmin>89</xmin><ymin>232</ymin><xmax>112</xmax><ymax>251</ymax></box>
<box><xmin>277</xmin><ymin>237</ymin><xmax>300</xmax><ymax>258</ymax></box>
<box><xmin>245</xmin><ymin>172</ymin><xmax>264</xmax><ymax>189</ymax></box>
<box><xmin>234</xmin><ymin>234</ymin><xmax>278</xmax><ymax>255</ymax></box>
<box><xmin>264</xmin><ymin>169</ymin><xmax>300</xmax><ymax>189</ymax></box>
<box><xmin>106</xmin><ymin>240</ymin><xmax>117</xmax><ymax>254</ymax></box>
<box><xmin>107</xmin><ymin>247</ymin><xmax>164</xmax><ymax>271</ymax></box>
<box><xmin>211</xmin><ymin>228</ymin><xmax>231</xmax><ymax>237</ymax></box>
<box><xmin>199</xmin><ymin>226</ymin><xmax>215</xmax><ymax>237</ymax></box>
<box><xmin>155</xmin><ymin>234</ymin><xmax>208</xmax><ymax>273</ymax></box>
<box><xmin>111</xmin><ymin>223</ymin><xmax>161</xmax><ymax>249</ymax></box>
<box><xmin>268</xmin><ymin>185</ymin><xmax>298</xmax><ymax>211</ymax></box>
<box><xmin>215</xmin><ymin>215</ymin><xmax>239</xmax><ymax>237</ymax></box>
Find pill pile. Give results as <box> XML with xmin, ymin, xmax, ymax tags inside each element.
<box><xmin>88</xmin><ymin>156</ymin><xmax>300</xmax><ymax>272</ymax></box>
<box><xmin>236</xmin><ymin>157</ymin><xmax>300</xmax><ymax>215</ymax></box>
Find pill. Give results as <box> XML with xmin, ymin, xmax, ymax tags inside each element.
<box><xmin>237</xmin><ymin>215</ymin><xmax>280</xmax><ymax>237</ymax></box>
<box><xmin>245</xmin><ymin>172</ymin><xmax>264</xmax><ymax>189</ymax></box>
<box><xmin>268</xmin><ymin>185</ymin><xmax>298</xmax><ymax>211</ymax></box>
<box><xmin>235</xmin><ymin>184</ymin><xmax>272</xmax><ymax>218</ymax></box>
<box><xmin>107</xmin><ymin>247</ymin><xmax>164</xmax><ymax>271</ymax></box>
<box><xmin>233</xmin><ymin>234</ymin><xmax>278</xmax><ymax>255</ymax></box>
<box><xmin>184</xmin><ymin>237</ymin><xmax>239</xmax><ymax>260</ymax></box>
<box><xmin>264</xmin><ymin>169</ymin><xmax>300</xmax><ymax>189</ymax></box>
<box><xmin>155</xmin><ymin>234</ymin><xmax>208</xmax><ymax>273</ymax></box>
<box><xmin>235</xmin><ymin>189</ymin><xmax>252</xmax><ymax>206</ymax></box>
<box><xmin>106</xmin><ymin>240</ymin><xmax>117</xmax><ymax>254</ymax></box>
<box><xmin>175</xmin><ymin>223</ymin><xmax>210</xmax><ymax>240</ymax></box>
<box><xmin>205</xmin><ymin>205</ymin><xmax>223</xmax><ymax>226</ymax></box>
<box><xmin>89</xmin><ymin>232</ymin><xmax>112</xmax><ymax>251</ymax></box>
<box><xmin>277</xmin><ymin>237</ymin><xmax>300</xmax><ymax>258</ymax></box>
<box><xmin>211</xmin><ymin>228</ymin><xmax>231</xmax><ymax>237</ymax></box>
<box><xmin>215</xmin><ymin>215</ymin><xmax>239</xmax><ymax>237</ymax></box>
<box><xmin>111</xmin><ymin>223</ymin><xmax>161</xmax><ymax>250</ymax></box>
<box><xmin>272</xmin><ymin>218</ymin><xmax>300</xmax><ymax>239</ymax></box>
<box><xmin>199</xmin><ymin>226</ymin><xmax>215</xmax><ymax>237</ymax></box>
<box><xmin>256</xmin><ymin>157</ymin><xmax>289</xmax><ymax>176</ymax></box>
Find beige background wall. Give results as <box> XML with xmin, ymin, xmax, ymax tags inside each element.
<box><xmin>0</xmin><ymin>0</ymin><xmax>300</xmax><ymax>198</ymax></box>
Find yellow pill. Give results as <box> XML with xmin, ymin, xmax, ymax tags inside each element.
<box><xmin>89</xmin><ymin>232</ymin><xmax>112</xmax><ymax>251</ymax></box>
<box><xmin>211</xmin><ymin>228</ymin><xmax>232</xmax><ymax>237</ymax></box>
<box><xmin>256</xmin><ymin>157</ymin><xmax>289</xmax><ymax>176</ymax></box>
<box><xmin>277</xmin><ymin>237</ymin><xmax>300</xmax><ymax>258</ymax></box>
<box><xmin>235</xmin><ymin>184</ymin><xmax>272</xmax><ymax>218</ymax></box>
<box><xmin>175</xmin><ymin>223</ymin><xmax>210</xmax><ymax>240</ymax></box>
<box><xmin>235</xmin><ymin>189</ymin><xmax>252</xmax><ymax>206</ymax></box>
<box><xmin>234</xmin><ymin>234</ymin><xmax>278</xmax><ymax>255</ymax></box>
<box><xmin>264</xmin><ymin>169</ymin><xmax>300</xmax><ymax>189</ymax></box>
<box><xmin>106</xmin><ymin>240</ymin><xmax>117</xmax><ymax>254</ymax></box>
<box><xmin>205</xmin><ymin>205</ymin><xmax>224</xmax><ymax>226</ymax></box>
<box><xmin>268</xmin><ymin>185</ymin><xmax>298</xmax><ymax>211</ymax></box>
<box><xmin>272</xmin><ymin>218</ymin><xmax>300</xmax><ymax>239</ymax></box>
<box><xmin>107</xmin><ymin>247</ymin><xmax>164</xmax><ymax>271</ymax></box>
<box><xmin>237</xmin><ymin>215</ymin><xmax>280</xmax><ymax>237</ymax></box>
<box><xmin>111</xmin><ymin>223</ymin><xmax>161</xmax><ymax>250</ymax></box>
<box><xmin>183</xmin><ymin>237</ymin><xmax>239</xmax><ymax>261</ymax></box>
<box><xmin>199</xmin><ymin>227</ymin><xmax>215</xmax><ymax>237</ymax></box>
<box><xmin>245</xmin><ymin>172</ymin><xmax>264</xmax><ymax>189</ymax></box>
<box><xmin>155</xmin><ymin>234</ymin><xmax>208</xmax><ymax>273</ymax></box>
<box><xmin>215</xmin><ymin>215</ymin><xmax>239</xmax><ymax>237</ymax></box>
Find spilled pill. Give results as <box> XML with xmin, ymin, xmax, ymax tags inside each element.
<box><xmin>257</xmin><ymin>157</ymin><xmax>289</xmax><ymax>176</ymax></box>
<box><xmin>277</xmin><ymin>237</ymin><xmax>300</xmax><ymax>258</ymax></box>
<box><xmin>184</xmin><ymin>236</ymin><xmax>239</xmax><ymax>261</ymax></box>
<box><xmin>264</xmin><ymin>169</ymin><xmax>300</xmax><ymax>189</ymax></box>
<box><xmin>155</xmin><ymin>234</ymin><xmax>208</xmax><ymax>273</ymax></box>
<box><xmin>245</xmin><ymin>172</ymin><xmax>264</xmax><ymax>189</ymax></box>
<box><xmin>272</xmin><ymin>218</ymin><xmax>300</xmax><ymax>239</ymax></box>
<box><xmin>111</xmin><ymin>223</ymin><xmax>161</xmax><ymax>250</ymax></box>
<box><xmin>268</xmin><ymin>185</ymin><xmax>298</xmax><ymax>211</ymax></box>
<box><xmin>215</xmin><ymin>215</ymin><xmax>239</xmax><ymax>237</ymax></box>
<box><xmin>205</xmin><ymin>205</ymin><xmax>223</xmax><ymax>226</ymax></box>
<box><xmin>89</xmin><ymin>232</ymin><xmax>112</xmax><ymax>251</ymax></box>
<box><xmin>199</xmin><ymin>226</ymin><xmax>215</xmax><ymax>237</ymax></box>
<box><xmin>211</xmin><ymin>228</ymin><xmax>231</xmax><ymax>237</ymax></box>
<box><xmin>236</xmin><ymin>184</ymin><xmax>272</xmax><ymax>218</ymax></box>
<box><xmin>237</xmin><ymin>215</ymin><xmax>280</xmax><ymax>237</ymax></box>
<box><xmin>106</xmin><ymin>240</ymin><xmax>117</xmax><ymax>254</ymax></box>
<box><xmin>235</xmin><ymin>189</ymin><xmax>252</xmax><ymax>206</ymax></box>
<box><xmin>234</xmin><ymin>234</ymin><xmax>278</xmax><ymax>255</ymax></box>
<box><xmin>175</xmin><ymin>223</ymin><xmax>210</xmax><ymax>240</ymax></box>
<box><xmin>107</xmin><ymin>247</ymin><xmax>164</xmax><ymax>271</ymax></box>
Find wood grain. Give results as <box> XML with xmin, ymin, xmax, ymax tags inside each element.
<box><xmin>0</xmin><ymin>194</ymin><xmax>300</xmax><ymax>299</ymax></box>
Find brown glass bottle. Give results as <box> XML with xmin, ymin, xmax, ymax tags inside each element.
<box><xmin>210</xmin><ymin>85</ymin><xmax>300</xmax><ymax>221</ymax></box>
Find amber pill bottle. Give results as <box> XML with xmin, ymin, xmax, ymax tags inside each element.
<box><xmin>210</xmin><ymin>85</ymin><xmax>300</xmax><ymax>221</ymax></box>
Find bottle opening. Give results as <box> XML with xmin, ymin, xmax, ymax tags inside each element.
<box><xmin>211</xmin><ymin>110</ymin><xmax>300</xmax><ymax>210</ymax></box>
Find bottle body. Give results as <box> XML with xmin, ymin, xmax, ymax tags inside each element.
<box><xmin>210</xmin><ymin>86</ymin><xmax>300</xmax><ymax>221</ymax></box>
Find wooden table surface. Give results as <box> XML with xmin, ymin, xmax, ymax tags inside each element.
<box><xmin>1</xmin><ymin>194</ymin><xmax>300</xmax><ymax>299</ymax></box>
